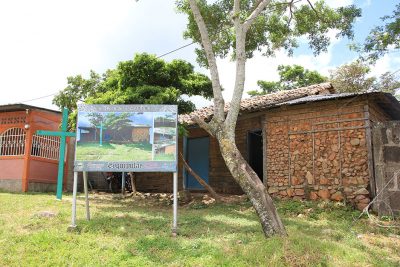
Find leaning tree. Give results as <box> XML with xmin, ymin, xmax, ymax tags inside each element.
<box><xmin>177</xmin><ymin>0</ymin><xmax>361</xmax><ymax>237</ymax></box>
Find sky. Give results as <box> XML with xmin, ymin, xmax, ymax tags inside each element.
<box><xmin>0</xmin><ymin>0</ymin><xmax>399</xmax><ymax>111</ymax></box>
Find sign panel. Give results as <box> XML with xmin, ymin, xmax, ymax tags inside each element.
<box><xmin>74</xmin><ymin>104</ymin><xmax>177</xmax><ymax>172</ymax></box>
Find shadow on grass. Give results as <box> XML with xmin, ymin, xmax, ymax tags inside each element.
<box><xmin>74</xmin><ymin>208</ymin><xmax>261</xmax><ymax>265</ymax></box>
<box><xmin>282</xmin><ymin>218</ymin><xmax>400</xmax><ymax>266</ymax></box>
<box><xmin>67</xmin><ymin>194</ymin><xmax>400</xmax><ymax>265</ymax></box>
<box><xmin>78</xmin><ymin>204</ymin><xmax>262</xmax><ymax>238</ymax></box>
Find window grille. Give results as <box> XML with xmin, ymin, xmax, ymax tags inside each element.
<box><xmin>31</xmin><ymin>135</ymin><xmax>60</xmax><ymax>160</ymax></box>
<box><xmin>0</xmin><ymin>128</ymin><xmax>26</xmax><ymax>156</ymax></box>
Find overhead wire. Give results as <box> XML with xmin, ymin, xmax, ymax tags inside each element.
<box><xmin>16</xmin><ymin>0</ymin><xmax>304</xmax><ymax>104</ymax></box>
<box><xmin>16</xmin><ymin>1</ymin><xmax>400</xmax><ymax>105</ymax></box>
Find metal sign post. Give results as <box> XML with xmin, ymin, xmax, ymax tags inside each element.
<box><xmin>172</xmin><ymin>172</ymin><xmax>178</xmax><ymax>236</ymax></box>
<box><xmin>70</xmin><ymin>171</ymin><xmax>90</xmax><ymax>228</ymax></box>
<box><xmin>83</xmin><ymin>171</ymin><xmax>90</xmax><ymax>220</ymax></box>
<box><xmin>71</xmin><ymin>171</ymin><xmax>78</xmax><ymax>227</ymax></box>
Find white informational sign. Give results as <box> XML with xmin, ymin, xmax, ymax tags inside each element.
<box><xmin>74</xmin><ymin>104</ymin><xmax>177</xmax><ymax>172</ymax></box>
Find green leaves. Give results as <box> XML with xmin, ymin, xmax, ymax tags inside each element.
<box><xmin>53</xmin><ymin>53</ymin><xmax>213</xmax><ymax>118</ymax></box>
<box><xmin>329</xmin><ymin>60</ymin><xmax>400</xmax><ymax>94</ymax></box>
<box><xmin>177</xmin><ymin>0</ymin><xmax>361</xmax><ymax>65</ymax></box>
<box><xmin>248</xmin><ymin>64</ymin><xmax>327</xmax><ymax>96</ymax></box>
<box><xmin>360</xmin><ymin>4</ymin><xmax>400</xmax><ymax>62</ymax></box>
<box><xmin>52</xmin><ymin>70</ymin><xmax>101</xmax><ymax>111</ymax></box>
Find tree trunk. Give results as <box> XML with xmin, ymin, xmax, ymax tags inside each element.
<box><xmin>187</xmin><ymin>0</ymin><xmax>286</xmax><ymax>238</ymax></box>
<box><xmin>217</xmin><ymin>134</ymin><xmax>287</xmax><ymax>237</ymax></box>
<box><xmin>179</xmin><ymin>153</ymin><xmax>222</xmax><ymax>202</ymax></box>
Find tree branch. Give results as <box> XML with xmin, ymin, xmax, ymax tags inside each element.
<box><xmin>243</xmin><ymin>0</ymin><xmax>273</xmax><ymax>32</ymax></box>
<box><xmin>191</xmin><ymin>115</ymin><xmax>215</xmax><ymax>136</ymax></box>
<box><xmin>226</xmin><ymin>0</ymin><xmax>272</xmax><ymax>134</ymax></box>
<box><xmin>188</xmin><ymin>0</ymin><xmax>225</xmax><ymax>121</ymax></box>
<box><xmin>179</xmin><ymin>152</ymin><xmax>222</xmax><ymax>202</ymax></box>
<box><xmin>306</xmin><ymin>0</ymin><xmax>323</xmax><ymax>22</ymax></box>
<box><xmin>224</xmin><ymin>26</ymin><xmax>247</xmax><ymax>136</ymax></box>
<box><xmin>287</xmin><ymin>0</ymin><xmax>295</xmax><ymax>26</ymax></box>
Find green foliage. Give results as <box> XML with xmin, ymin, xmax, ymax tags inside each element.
<box><xmin>103</xmin><ymin>113</ymin><xmax>132</xmax><ymax>132</ymax></box>
<box><xmin>85</xmin><ymin>112</ymin><xmax>132</xmax><ymax>140</ymax></box>
<box><xmin>329</xmin><ymin>60</ymin><xmax>400</xmax><ymax>94</ymax></box>
<box><xmin>358</xmin><ymin>4</ymin><xmax>400</xmax><ymax>62</ymax></box>
<box><xmin>53</xmin><ymin>53</ymin><xmax>213</xmax><ymax>129</ymax></box>
<box><xmin>52</xmin><ymin>70</ymin><xmax>102</xmax><ymax>112</ymax></box>
<box><xmin>248</xmin><ymin>64</ymin><xmax>327</xmax><ymax>96</ymax></box>
<box><xmin>176</xmin><ymin>0</ymin><xmax>361</xmax><ymax>67</ymax></box>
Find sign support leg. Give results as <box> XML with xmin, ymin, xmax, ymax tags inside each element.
<box><xmin>172</xmin><ymin>172</ymin><xmax>178</xmax><ymax>236</ymax></box>
<box><xmin>83</xmin><ymin>171</ymin><xmax>90</xmax><ymax>221</ymax></box>
<box><xmin>121</xmin><ymin>172</ymin><xmax>125</xmax><ymax>195</ymax></box>
<box><xmin>70</xmin><ymin>171</ymin><xmax>78</xmax><ymax>227</ymax></box>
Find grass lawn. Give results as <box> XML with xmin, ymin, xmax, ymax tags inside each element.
<box><xmin>0</xmin><ymin>192</ymin><xmax>399</xmax><ymax>266</ymax></box>
<box><xmin>76</xmin><ymin>142</ymin><xmax>152</xmax><ymax>161</ymax></box>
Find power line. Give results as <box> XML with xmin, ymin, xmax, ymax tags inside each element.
<box><xmin>21</xmin><ymin>93</ymin><xmax>58</xmax><ymax>103</ymax></box>
<box><xmin>156</xmin><ymin>42</ymin><xmax>196</xmax><ymax>59</ymax></box>
<box><xmin>18</xmin><ymin>41</ymin><xmax>196</xmax><ymax>104</ymax></box>
<box><xmin>18</xmin><ymin>0</ymin><xmax>303</xmax><ymax>105</ymax></box>
<box><xmin>17</xmin><ymin>1</ymin><xmax>400</xmax><ymax>105</ymax></box>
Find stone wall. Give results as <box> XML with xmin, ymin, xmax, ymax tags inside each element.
<box><xmin>265</xmin><ymin>98</ymin><xmax>372</xmax><ymax>210</ymax></box>
<box><xmin>132</xmin><ymin>127</ymin><xmax>150</xmax><ymax>142</ymax></box>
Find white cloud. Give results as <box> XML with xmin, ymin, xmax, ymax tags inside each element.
<box><xmin>214</xmin><ymin>30</ymin><xmax>344</xmax><ymax>102</ymax></box>
<box><xmin>362</xmin><ymin>0</ymin><xmax>372</xmax><ymax>7</ymax></box>
<box><xmin>369</xmin><ymin>54</ymin><xmax>400</xmax><ymax>77</ymax></box>
<box><xmin>323</xmin><ymin>0</ymin><xmax>354</xmax><ymax>8</ymax></box>
<box><xmin>0</xmin><ymin>0</ymin><xmax>191</xmax><ymax>110</ymax></box>
<box><xmin>0</xmin><ymin>0</ymin><xmax>397</xmax><ymax>112</ymax></box>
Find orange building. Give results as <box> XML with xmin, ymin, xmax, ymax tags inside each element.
<box><xmin>0</xmin><ymin>104</ymin><xmax>67</xmax><ymax>192</ymax></box>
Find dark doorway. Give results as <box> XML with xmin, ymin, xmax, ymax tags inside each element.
<box><xmin>247</xmin><ymin>130</ymin><xmax>263</xmax><ymax>181</ymax></box>
<box><xmin>186</xmin><ymin>137</ymin><xmax>209</xmax><ymax>189</ymax></box>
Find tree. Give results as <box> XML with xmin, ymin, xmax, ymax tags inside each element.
<box><xmin>329</xmin><ymin>60</ymin><xmax>400</xmax><ymax>94</ymax></box>
<box><xmin>53</xmin><ymin>70</ymin><xmax>102</xmax><ymax>113</ymax></box>
<box><xmin>53</xmin><ymin>53</ymin><xmax>213</xmax><ymax>128</ymax></box>
<box><xmin>103</xmin><ymin>113</ymin><xmax>132</xmax><ymax>141</ymax></box>
<box><xmin>358</xmin><ymin>3</ymin><xmax>400</xmax><ymax>62</ymax></box>
<box><xmin>248</xmin><ymin>64</ymin><xmax>327</xmax><ymax>96</ymax></box>
<box><xmin>177</xmin><ymin>0</ymin><xmax>361</xmax><ymax>237</ymax></box>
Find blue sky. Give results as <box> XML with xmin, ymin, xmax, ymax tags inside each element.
<box><xmin>0</xmin><ymin>0</ymin><xmax>398</xmax><ymax>110</ymax></box>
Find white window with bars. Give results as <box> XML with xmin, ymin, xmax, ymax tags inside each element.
<box><xmin>31</xmin><ymin>135</ymin><xmax>60</xmax><ymax>160</ymax></box>
<box><xmin>0</xmin><ymin>128</ymin><xmax>26</xmax><ymax>156</ymax></box>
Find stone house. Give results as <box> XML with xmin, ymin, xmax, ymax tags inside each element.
<box><xmin>131</xmin><ymin>125</ymin><xmax>151</xmax><ymax>143</ymax></box>
<box><xmin>131</xmin><ymin>83</ymin><xmax>400</xmax><ymax>211</ymax></box>
<box><xmin>0</xmin><ymin>104</ymin><xmax>68</xmax><ymax>192</ymax></box>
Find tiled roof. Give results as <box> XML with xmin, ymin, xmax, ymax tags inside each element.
<box><xmin>179</xmin><ymin>82</ymin><xmax>334</xmax><ymax>125</ymax></box>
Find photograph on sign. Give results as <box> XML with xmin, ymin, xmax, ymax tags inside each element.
<box><xmin>74</xmin><ymin>105</ymin><xmax>177</xmax><ymax>172</ymax></box>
